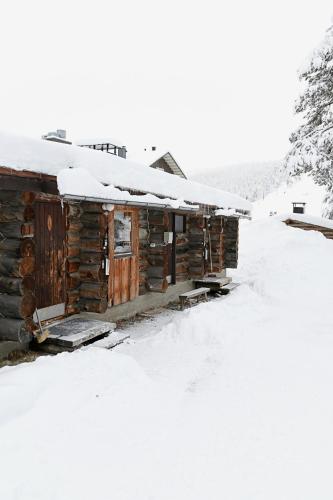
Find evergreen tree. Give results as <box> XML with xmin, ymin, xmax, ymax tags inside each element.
<box><xmin>286</xmin><ymin>23</ymin><xmax>333</xmax><ymax>217</ymax></box>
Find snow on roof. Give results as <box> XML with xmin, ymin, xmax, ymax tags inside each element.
<box><xmin>279</xmin><ymin>213</ymin><xmax>333</xmax><ymax>230</ymax></box>
<box><xmin>0</xmin><ymin>132</ymin><xmax>251</xmax><ymax>212</ymax></box>
<box><xmin>75</xmin><ymin>137</ymin><xmax>125</xmax><ymax>146</ymax></box>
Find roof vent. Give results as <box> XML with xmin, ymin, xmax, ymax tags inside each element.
<box><xmin>42</xmin><ymin>129</ymin><xmax>72</xmax><ymax>145</ymax></box>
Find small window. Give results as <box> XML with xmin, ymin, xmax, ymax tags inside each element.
<box><xmin>175</xmin><ymin>215</ymin><xmax>186</xmax><ymax>233</ymax></box>
<box><xmin>114</xmin><ymin>211</ymin><xmax>132</xmax><ymax>255</ymax></box>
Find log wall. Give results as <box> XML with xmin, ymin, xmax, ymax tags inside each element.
<box><xmin>65</xmin><ymin>202</ymin><xmax>82</xmax><ymax>315</ymax></box>
<box><xmin>175</xmin><ymin>219</ymin><xmax>190</xmax><ymax>282</ymax></box>
<box><xmin>138</xmin><ymin>209</ymin><xmax>149</xmax><ymax>295</ymax></box>
<box><xmin>188</xmin><ymin>214</ymin><xmax>205</xmax><ymax>278</ymax></box>
<box><xmin>208</xmin><ymin>216</ymin><xmax>224</xmax><ymax>273</ymax></box>
<box><xmin>0</xmin><ymin>190</ymin><xmax>36</xmax><ymax>342</ymax></box>
<box><xmin>223</xmin><ymin>217</ymin><xmax>239</xmax><ymax>269</ymax></box>
<box><xmin>78</xmin><ymin>202</ymin><xmax>108</xmax><ymax>313</ymax></box>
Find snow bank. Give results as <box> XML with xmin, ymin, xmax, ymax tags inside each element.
<box><xmin>2</xmin><ymin>219</ymin><xmax>333</xmax><ymax>499</ymax></box>
<box><xmin>0</xmin><ymin>132</ymin><xmax>251</xmax><ymax>212</ymax></box>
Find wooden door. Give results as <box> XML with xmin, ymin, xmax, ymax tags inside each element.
<box><xmin>167</xmin><ymin>214</ymin><xmax>176</xmax><ymax>284</ymax></box>
<box><xmin>34</xmin><ymin>201</ymin><xmax>66</xmax><ymax>319</ymax></box>
<box><xmin>108</xmin><ymin>207</ymin><xmax>139</xmax><ymax>306</ymax></box>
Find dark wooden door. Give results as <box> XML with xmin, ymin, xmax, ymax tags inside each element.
<box><xmin>35</xmin><ymin>201</ymin><xmax>66</xmax><ymax>314</ymax></box>
<box><xmin>167</xmin><ymin>214</ymin><xmax>176</xmax><ymax>284</ymax></box>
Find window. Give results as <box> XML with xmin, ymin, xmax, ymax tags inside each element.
<box><xmin>174</xmin><ymin>215</ymin><xmax>186</xmax><ymax>233</ymax></box>
<box><xmin>114</xmin><ymin>211</ymin><xmax>132</xmax><ymax>255</ymax></box>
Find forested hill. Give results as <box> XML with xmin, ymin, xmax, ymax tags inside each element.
<box><xmin>191</xmin><ymin>161</ymin><xmax>288</xmax><ymax>202</ymax></box>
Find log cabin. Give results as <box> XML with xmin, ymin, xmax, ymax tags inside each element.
<box><xmin>0</xmin><ymin>132</ymin><xmax>251</xmax><ymax>346</ymax></box>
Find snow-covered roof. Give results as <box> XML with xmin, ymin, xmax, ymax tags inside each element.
<box><xmin>76</xmin><ymin>137</ymin><xmax>125</xmax><ymax>146</ymax></box>
<box><xmin>279</xmin><ymin>213</ymin><xmax>333</xmax><ymax>230</ymax></box>
<box><xmin>0</xmin><ymin>132</ymin><xmax>251</xmax><ymax>212</ymax></box>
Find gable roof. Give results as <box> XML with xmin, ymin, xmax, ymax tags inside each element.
<box><xmin>0</xmin><ymin>132</ymin><xmax>251</xmax><ymax>213</ymax></box>
<box><xmin>149</xmin><ymin>152</ymin><xmax>187</xmax><ymax>179</ymax></box>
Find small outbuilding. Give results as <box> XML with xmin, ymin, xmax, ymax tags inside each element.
<box><xmin>0</xmin><ymin>132</ymin><xmax>251</xmax><ymax>347</ymax></box>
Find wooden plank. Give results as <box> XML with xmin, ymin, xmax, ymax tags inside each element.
<box><xmin>179</xmin><ymin>287</ymin><xmax>210</xmax><ymax>298</ymax></box>
<box><xmin>119</xmin><ymin>258</ymin><xmax>128</xmax><ymax>303</ymax></box>
<box><xmin>113</xmin><ymin>258</ymin><xmax>121</xmax><ymax>305</ymax></box>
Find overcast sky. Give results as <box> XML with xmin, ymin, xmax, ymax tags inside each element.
<box><xmin>1</xmin><ymin>0</ymin><xmax>332</xmax><ymax>175</ymax></box>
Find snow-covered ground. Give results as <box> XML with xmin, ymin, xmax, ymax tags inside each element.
<box><xmin>1</xmin><ymin>218</ymin><xmax>333</xmax><ymax>499</ymax></box>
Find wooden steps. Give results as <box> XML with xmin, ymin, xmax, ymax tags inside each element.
<box><xmin>38</xmin><ymin>317</ymin><xmax>116</xmax><ymax>352</ymax></box>
<box><xmin>193</xmin><ymin>276</ymin><xmax>232</xmax><ymax>291</ymax></box>
<box><xmin>179</xmin><ymin>287</ymin><xmax>210</xmax><ymax>310</ymax></box>
<box><xmin>217</xmin><ymin>282</ymin><xmax>240</xmax><ymax>295</ymax></box>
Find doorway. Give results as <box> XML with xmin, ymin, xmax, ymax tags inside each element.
<box><xmin>34</xmin><ymin>200</ymin><xmax>66</xmax><ymax>321</ymax></box>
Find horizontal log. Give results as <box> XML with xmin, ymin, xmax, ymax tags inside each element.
<box><xmin>0</xmin><ymin>276</ymin><xmax>35</xmax><ymax>296</ymax></box>
<box><xmin>80</xmin><ymin>283</ymin><xmax>108</xmax><ymax>299</ymax></box>
<box><xmin>79</xmin><ymin>298</ymin><xmax>108</xmax><ymax>313</ymax></box>
<box><xmin>0</xmin><ymin>221</ymin><xmax>33</xmax><ymax>238</ymax></box>
<box><xmin>0</xmin><ymin>318</ymin><xmax>33</xmax><ymax>343</ymax></box>
<box><xmin>66</xmin><ymin>220</ymin><xmax>82</xmax><ymax>232</ymax></box>
<box><xmin>66</xmin><ymin>289</ymin><xmax>80</xmax><ymax>305</ymax></box>
<box><xmin>66</xmin><ymin>231</ymin><xmax>80</xmax><ymax>245</ymax></box>
<box><xmin>0</xmin><ymin>238</ymin><xmax>35</xmax><ymax>259</ymax></box>
<box><xmin>147</xmin><ymin>277</ymin><xmax>168</xmax><ymax>292</ymax></box>
<box><xmin>66</xmin><ymin>203</ymin><xmax>82</xmax><ymax>218</ymax></box>
<box><xmin>80</xmin><ymin>239</ymin><xmax>103</xmax><ymax>252</ymax></box>
<box><xmin>79</xmin><ymin>264</ymin><xmax>105</xmax><ymax>282</ymax></box>
<box><xmin>80</xmin><ymin>227</ymin><xmax>104</xmax><ymax>240</ymax></box>
<box><xmin>80</xmin><ymin>252</ymin><xmax>103</xmax><ymax>265</ymax></box>
<box><xmin>66</xmin><ymin>258</ymin><xmax>80</xmax><ymax>273</ymax></box>
<box><xmin>67</xmin><ymin>272</ymin><xmax>81</xmax><ymax>290</ymax></box>
<box><xmin>81</xmin><ymin>213</ymin><xmax>107</xmax><ymax>229</ymax></box>
<box><xmin>0</xmin><ymin>190</ymin><xmax>36</xmax><ymax>205</ymax></box>
<box><xmin>81</xmin><ymin>202</ymin><xmax>104</xmax><ymax>213</ymax></box>
<box><xmin>66</xmin><ymin>304</ymin><xmax>80</xmax><ymax>316</ymax></box>
<box><xmin>67</xmin><ymin>245</ymin><xmax>80</xmax><ymax>258</ymax></box>
<box><xmin>0</xmin><ymin>256</ymin><xmax>35</xmax><ymax>277</ymax></box>
<box><xmin>0</xmin><ymin>292</ymin><xmax>36</xmax><ymax>319</ymax></box>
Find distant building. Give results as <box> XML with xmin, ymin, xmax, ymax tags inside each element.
<box><xmin>137</xmin><ymin>147</ymin><xmax>187</xmax><ymax>179</ymax></box>
<box><xmin>77</xmin><ymin>138</ymin><xmax>127</xmax><ymax>159</ymax></box>
<box><xmin>292</xmin><ymin>202</ymin><xmax>306</xmax><ymax>214</ymax></box>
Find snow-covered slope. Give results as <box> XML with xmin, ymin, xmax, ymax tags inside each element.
<box><xmin>192</xmin><ymin>160</ymin><xmax>326</xmax><ymax>219</ymax></box>
<box><xmin>1</xmin><ymin>219</ymin><xmax>333</xmax><ymax>499</ymax></box>
<box><xmin>253</xmin><ymin>174</ymin><xmax>326</xmax><ymax>218</ymax></box>
<box><xmin>192</xmin><ymin>160</ymin><xmax>287</xmax><ymax>202</ymax></box>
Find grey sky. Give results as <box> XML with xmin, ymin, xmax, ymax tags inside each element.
<box><xmin>1</xmin><ymin>0</ymin><xmax>332</xmax><ymax>175</ymax></box>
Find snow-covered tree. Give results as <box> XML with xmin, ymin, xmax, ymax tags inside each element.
<box><xmin>286</xmin><ymin>23</ymin><xmax>333</xmax><ymax>217</ymax></box>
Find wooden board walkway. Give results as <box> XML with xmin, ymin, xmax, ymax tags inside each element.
<box><xmin>40</xmin><ymin>317</ymin><xmax>116</xmax><ymax>352</ymax></box>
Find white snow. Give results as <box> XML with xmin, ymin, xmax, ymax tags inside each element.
<box><xmin>1</xmin><ymin>218</ymin><xmax>333</xmax><ymax>499</ymax></box>
<box><xmin>57</xmin><ymin>168</ymin><xmax>197</xmax><ymax>210</ymax></box>
<box><xmin>252</xmin><ymin>174</ymin><xmax>326</xmax><ymax>219</ymax></box>
<box><xmin>0</xmin><ymin>132</ymin><xmax>251</xmax><ymax>212</ymax></box>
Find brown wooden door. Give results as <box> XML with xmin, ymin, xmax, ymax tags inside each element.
<box><xmin>108</xmin><ymin>207</ymin><xmax>139</xmax><ymax>306</ymax></box>
<box><xmin>35</xmin><ymin>201</ymin><xmax>66</xmax><ymax>314</ymax></box>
